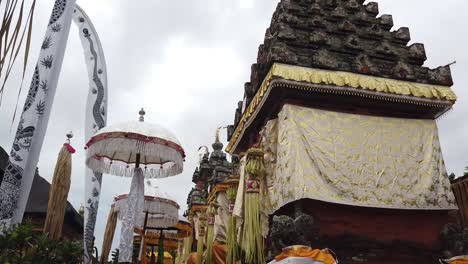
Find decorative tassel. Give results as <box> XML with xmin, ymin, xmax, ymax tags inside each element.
<box><xmin>196</xmin><ymin>215</ymin><xmax>207</xmax><ymax>264</ymax></box>
<box><xmin>242</xmin><ymin>148</ymin><xmax>265</xmax><ymax>264</ymax></box>
<box><xmin>226</xmin><ymin>187</ymin><xmax>238</xmax><ymax>264</ymax></box>
<box><xmin>43</xmin><ymin>134</ymin><xmax>75</xmax><ymax>240</ymax></box>
<box><xmin>100</xmin><ymin>205</ymin><xmax>118</xmax><ymax>264</ymax></box>
<box><xmin>205</xmin><ymin>204</ymin><xmax>218</xmax><ymax>264</ymax></box>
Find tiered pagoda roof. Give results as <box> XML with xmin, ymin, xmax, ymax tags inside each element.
<box><xmin>186</xmin><ymin>132</ymin><xmax>234</xmax><ymax>213</ymax></box>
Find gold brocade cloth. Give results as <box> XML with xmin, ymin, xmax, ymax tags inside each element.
<box><xmin>261</xmin><ymin>104</ymin><xmax>457</xmax><ymax>212</ymax></box>
<box><xmin>226</xmin><ymin>63</ymin><xmax>457</xmax><ymax>153</ymax></box>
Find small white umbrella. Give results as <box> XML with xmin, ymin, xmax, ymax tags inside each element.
<box><xmin>114</xmin><ymin>182</ymin><xmax>181</xmax><ymax>264</ymax></box>
<box><xmin>114</xmin><ymin>189</ymin><xmax>180</xmax><ymax>229</ymax></box>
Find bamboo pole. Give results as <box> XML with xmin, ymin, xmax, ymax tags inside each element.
<box><xmin>100</xmin><ymin>204</ymin><xmax>118</xmax><ymax>263</ymax></box>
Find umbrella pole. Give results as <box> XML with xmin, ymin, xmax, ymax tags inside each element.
<box><xmin>158</xmin><ymin>230</ymin><xmax>165</xmax><ymax>264</ymax></box>
<box><xmin>136</xmin><ymin>153</ymin><xmax>141</xmax><ymax>168</ymax></box>
<box><xmin>150</xmin><ymin>245</ymin><xmax>155</xmax><ymax>264</ymax></box>
<box><xmin>139</xmin><ymin>211</ymin><xmax>149</xmax><ymax>263</ymax></box>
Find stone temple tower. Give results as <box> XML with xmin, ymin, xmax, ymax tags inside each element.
<box><xmin>226</xmin><ymin>0</ymin><xmax>458</xmax><ymax>262</ymax></box>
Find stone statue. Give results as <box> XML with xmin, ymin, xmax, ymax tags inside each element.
<box><xmin>267</xmin><ymin>213</ymin><xmax>315</xmax><ymax>260</ymax></box>
<box><xmin>441</xmin><ymin>222</ymin><xmax>468</xmax><ymax>258</ymax></box>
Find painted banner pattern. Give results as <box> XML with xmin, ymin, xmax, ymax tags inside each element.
<box><xmin>72</xmin><ymin>5</ymin><xmax>108</xmax><ymax>263</ymax></box>
<box><xmin>0</xmin><ymin>0</ymin><xmax>77</xmax><ymax>228</ymax></box>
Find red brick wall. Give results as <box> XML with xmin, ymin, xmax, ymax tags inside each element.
<box><xmin>277</xmin><ymin>199</ymin><xmax>454</xmax><ymax>249</ymax></box>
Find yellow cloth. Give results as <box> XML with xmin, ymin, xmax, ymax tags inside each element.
<box><xmin>451</xmin><ymin>261</ymin><xmax>468</xmax><ymax>264</ymax></box>
<box><xmin>275</xmin><ymin>246</ymin><xmax>336</xmax><ymax>264</ymax></box>
<box><xmin>261</xmin><ymin>104</ymin><xmax>457</xmax><ymax>212</ymax></box>
<box><xmin>145</xmin><ymin>251</ymin><xmax>173</xmax><ymax>264</ymax></box>
<box><xmin>266</xmin><ymin>63</ymin><xmax>456</xmax><ymax>100</ymax></box>
<box><xmin>445</xmin><ymin>256</ymin><xmax>468</xmax><ymax>264</ymax></box>
<box><xmin>227</xmin><ymin>63</ymin><xmax>457</xmax><ymax>153</ymax></box>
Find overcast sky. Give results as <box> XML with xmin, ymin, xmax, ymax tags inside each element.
<box><xmin>0</xmin><ymin>0</ymin><xmax>467</xmax><ymax>255</ymax></box>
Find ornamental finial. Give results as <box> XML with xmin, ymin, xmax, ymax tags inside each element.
<box><xmin>215</xmin><ymin>127</ymin><xmax>221</xmax><ymax>143</ymax></box>
<box><xmin>139</xmin><ymin>108</ymin><xmax>146</xmax><ymax>122</ymax></box>
<box><xmin>66</xmin><ymin>131</ymin><xmax>73</xmax><ymax>144</ymax></box>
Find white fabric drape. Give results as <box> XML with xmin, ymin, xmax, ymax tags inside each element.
<box><xmin>0</xmin><ymin>0</ymin><xmax>77</xmax><ymax>227</ymax></box>
<box><xmin>214</xmin><ymin>192</ymin><xmax>229</xmax><ymax>243</ymax></box>
<box><xmin>233</xmin><ymin>157</ymin><xmax>246</xmax><ymax>243</ymax></box>
<box><xmin>72</xmin><ymin>5</ymin><xmax>108</xmax><ymax>263</ymax></box>
<box><xmin>118</xmin><ymin>168</ymin><xmax>145</xmax><ymax>262</ymax></box>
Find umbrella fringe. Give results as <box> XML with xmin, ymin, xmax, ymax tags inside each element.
<box><xmin>114</xmin><ymin>197</ymin><xmax>179</xmax><ymax>229</ymax></box>
<box><xmin>43</xmin><ymin>144</ymin><xmax>73</xmax><ymax>240</ymax></box>
<box><xmin>86</xmin><ymin>138</ymin><xmax>184</xmax><ymax>178</ymax></box>
<box><xmin>87</xmin><ymin>154</ymin><xmax>182</xmax><ymax>179</ymax></box>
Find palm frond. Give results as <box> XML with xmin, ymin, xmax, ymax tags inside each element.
<box><xmin>0</xmin><ymin>0</ymin><xmax>36</xmax><ymax>109</ymax></box>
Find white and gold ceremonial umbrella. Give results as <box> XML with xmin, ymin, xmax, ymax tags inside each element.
<box><xmin>85</xmin><ymin>109</ymin><xmax>185</xmax><ymax>178</ymax></box>
<box><xmin>85</xmin><ymin>109</ymin><xmax>185</xmax><ymax>262</ymax></box>
<box><xmin>113</xmin><ymin>183</ymin><xmax>182</xmax><ymax>264</ymax></box>
<box><xmin>114</xmin><ymin>190</ymin><xmax>180</xmax><ymax>230</ymax></box>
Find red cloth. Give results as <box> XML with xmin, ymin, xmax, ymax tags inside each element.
<box><xmin>64</xmin><ymin>143</ymin><xmax>76</xmax><ymax>153</ymax></box>
<box><xmin>213</xmin><ymin>243</ymin><xmax>227</xmax><ymax>264</ymax></box>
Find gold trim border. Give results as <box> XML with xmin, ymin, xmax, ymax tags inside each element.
<box><xmin>226</xmin><ymin>63</ymin><xmax>457</xmax><ymax>153</ymax></box>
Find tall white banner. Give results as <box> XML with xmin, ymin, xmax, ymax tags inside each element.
<box><xmin>0</xmin><ymin>0</ymin><xmax>77</xmax><ymax>227</ymax></box>
<box><xmin>72</xmin><ymin>5</ymin><xmax>108</xmax><ymax>263</ymax></box>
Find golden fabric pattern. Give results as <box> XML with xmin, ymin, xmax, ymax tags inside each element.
<box><xmin>269</xmin><ymin>63</ymin><xmax>456</xmax><ymax>100</ymax></box>
<box><xmin>227</xmin><ymin>63</ymin><xmax>457</xmax><ymax>153</ymax></box>
<box><xmin>261</xmin><ymin>104</ymin><xmax>457</xmax><ymax>212</ymax></box>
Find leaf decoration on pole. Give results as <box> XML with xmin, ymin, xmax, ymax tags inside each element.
<box><xmin>242</xmin><ymin>148</ymin><xmax>266</xmax><ymax>264</ymax></box>
<box><xmin>226</xmin><ymin>186</ymin><xmax>239</xmax><ymax>264</ymax></box>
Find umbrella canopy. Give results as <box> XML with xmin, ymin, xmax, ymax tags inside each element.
<box><xmin>114</xmin><ymin>193</ymin><xmax>180</xmax><ymax>229</ymax></box>
<box><xmin>85</xmin><ymin>109</ymin><xmax>185</xmax><ymax>178</ymax></box>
